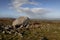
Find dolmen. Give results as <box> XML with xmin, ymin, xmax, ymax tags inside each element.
<box><xmin>12</xmin><ymin>16</ymin><xmax>30</xmax><ymax>29</ymax></box>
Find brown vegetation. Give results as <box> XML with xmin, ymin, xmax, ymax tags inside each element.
<box><xmin>0</xmin><ymin>18</ymin><xmax>60</xmax><ymax>40</ymax></box>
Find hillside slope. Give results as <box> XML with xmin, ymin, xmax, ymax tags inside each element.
<box><xmin>0</xmin><ymin>18</ymin><xmax>60</xmax><ymax>40</ymax></box>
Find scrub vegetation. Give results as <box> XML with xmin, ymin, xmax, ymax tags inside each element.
<box><xmin>0</xmin><ymin>18</ymin><xmax>60</xmax><ymax>40</ymax></box>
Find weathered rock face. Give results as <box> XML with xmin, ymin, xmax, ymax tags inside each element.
<box><xmin>12</xmin><ymin>16</ymin><xmax>30</xmax><ymax>29</ymax></box>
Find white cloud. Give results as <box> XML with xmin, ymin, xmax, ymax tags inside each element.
<box><xmin>12</xmin><ymin>0</ymin><xmax>39</xmax><ymax>8</ymax></box>
<box><xmin>12</xmin><ymin>0</ymin><xmax>50</xmax><ymax>18</ymax></box>
<box><xmin>16</xmin><ymin>7</ymin><xmax>50</xmax><ymax>14</ymax></box>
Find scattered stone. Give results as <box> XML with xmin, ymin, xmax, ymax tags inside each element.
<box><xmin>8</xmin><ymin>32</ymin><xmax>11</xmax><ymax>34</ymax></box>
<box><xmin>2</xmin><ymin>31</ymin><xmax>5</xmax><ymax>34</ymax></box>
<box><xmin>5</xmin><ymin>27</ymin><xmax>9</xmax><ymax>29</ymax></box>
<box><xmin>18</xmin><ymin>33</ymin><xmax>23</xmax><ymax>37</ymax></box>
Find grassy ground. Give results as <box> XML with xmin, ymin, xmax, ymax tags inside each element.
<box><xmin>0</xmin><ymin>18</ymin><xmax>60</xmax><ymax>40</ymax></box>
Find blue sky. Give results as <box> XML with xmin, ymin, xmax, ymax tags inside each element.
<box><xmin>0</xmin><ymin>0</ymin><xmax>60</xmax><ymax>20</ymax></box>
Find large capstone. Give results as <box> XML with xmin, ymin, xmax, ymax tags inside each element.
<box><xmin>12</xmin><ymin>16</ymin><xmax>30</xmax><ymax>29</ymax></box>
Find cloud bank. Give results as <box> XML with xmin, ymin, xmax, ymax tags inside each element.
<box><xmin>12</xmin><ymin>0</ymin><xmax>50</xmax><ymax>18</ymax></box>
